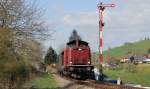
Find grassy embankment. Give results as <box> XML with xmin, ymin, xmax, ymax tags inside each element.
<box><xmin>31</xmin><ymin>74</ymin><xmax>60</xmax><ymax>89</ymax></box>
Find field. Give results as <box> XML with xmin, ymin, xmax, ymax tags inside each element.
<box><xmin>104</xmin><ymin>64</ymin><xmax>150</xmax><ymax>86</ymax></box>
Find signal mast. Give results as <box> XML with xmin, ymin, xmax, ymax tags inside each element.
<box><xmin>97</xmin><ymin>2</ymin><xmax>115</xmax><ymax>75</ymax></box>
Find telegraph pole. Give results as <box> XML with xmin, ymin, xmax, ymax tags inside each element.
<box><xmin>97</xmin><ymin>2</ymin><xmax>115</xmax><ymax>76</ymax></box>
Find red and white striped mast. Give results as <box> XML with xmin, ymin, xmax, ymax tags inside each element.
<box><xmin>97</xmin><ymin>2</ymin><xmax>115</xmax><ymax>75</ymax></box>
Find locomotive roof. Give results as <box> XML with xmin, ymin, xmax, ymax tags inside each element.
<box><xmin>67</xmin><ymin>40</ymin><xmax>88</xmax><ymax>46</ymax></box>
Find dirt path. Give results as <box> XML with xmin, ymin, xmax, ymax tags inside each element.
<box><xmin>53</xmin><ymin>74</ymin><xmax>94</xmax><ymax>89</ymax></box>
<box><xmin>53</xmin><ymin>74</ymin><xmax>72</xmax><ymax>87</ymax></box>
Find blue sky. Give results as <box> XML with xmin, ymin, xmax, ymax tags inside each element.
<box><xmin>38</xmin><ymin>0</ymin><xmax>150</xmax><ymax>52</ymax></box>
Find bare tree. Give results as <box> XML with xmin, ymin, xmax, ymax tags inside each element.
<box><xmin>0</xmin><ymin>0</ymin><xmax>49</xmax><ymax>38</ymax></box>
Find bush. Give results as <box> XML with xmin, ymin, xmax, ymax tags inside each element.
<box><xmin>0</xmin><ymin>60</ymin><xmax>31</xmax><ymax>89</ymax></box>
<box><xmin>0</xmin><ymin>27</ymin><xmax>43</xmax><ymax>88</ymax></box>
<box><xmin>16</xmin><ymin>63</ymin><xmax>30</xmax><ymax>78</ymax></box>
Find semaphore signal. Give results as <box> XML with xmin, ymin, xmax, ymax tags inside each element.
<box><xmin>97</xmin><ymin>2</ymin><xmax>115</xmax><ymax>75</ymax></box>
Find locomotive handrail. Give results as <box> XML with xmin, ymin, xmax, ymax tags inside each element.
<box><xmin>65</xmin><ymin>65</ymin><xmax>94</xmax><ymax>67</ymax></box>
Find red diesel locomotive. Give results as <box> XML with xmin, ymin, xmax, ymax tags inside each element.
<box><xmin>57</xmin><ymin>40</ymin><xmax>94</xmax><ymax>79</ymax></box>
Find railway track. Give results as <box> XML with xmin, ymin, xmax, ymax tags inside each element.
<box><xmin>59</xmin><ymin>75</ymin><xmax>143</xmax><ymax>89</ymax></box>
<box><xmin>76</xmin><ymin>80</ymin><xmax>143</xmax><ymax>89</ymax></box>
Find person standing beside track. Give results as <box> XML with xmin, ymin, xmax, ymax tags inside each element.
<box><xmin>94</xmin><ymin>67</ymin><xmax>99</xmax><ymax>80</ymax></box>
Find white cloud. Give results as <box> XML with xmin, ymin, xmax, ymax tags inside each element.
<box><xmin>61</xmin><ymin>12</ymin><xmax>98</xmax><ymax>28</ymax></box>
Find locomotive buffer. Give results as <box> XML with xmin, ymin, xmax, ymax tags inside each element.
<box><xmin>97</xmin><ymin>2</ymin><xmax>115</xmax><ymax>77</ymax></box>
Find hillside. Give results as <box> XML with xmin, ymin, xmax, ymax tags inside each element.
<box><xmin>92</xmin><ymin>40</ymin><xmax>150</xmax><ymax>62</ymax></box>
<box><xmin>91</xmin><ymin>40</ymin><xmax>150</xmax><ymax>86</ymax></box>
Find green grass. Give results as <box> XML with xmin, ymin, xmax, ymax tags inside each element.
<box><xmin>104</xmin><ymin>64</ymin><xmax>150</xmax><ymax>86</ymax></box>
<box><xmin>32</xmin><ymin>74</ymin><xmax>59</xmax><ymax>89</ymax></box>
<box><xmin>103</xmin><ymin>40</ymin><xmax>150</xmax><ymax>60</ymax></box>
<box><xmin>92</xmin><ymin>40</ymin><xmax>150</xmax><ymax>63</ymax></box>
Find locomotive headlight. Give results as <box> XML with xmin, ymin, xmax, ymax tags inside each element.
<box><xmin>78</xmin><ymin>48</ymin><xmax>82</xmax><ymax>51</ymax></box>
<box><xmin>70</xmin><ymin>61</ymin><xmax>72</xmax><ymax>64</ymax></box>
<box><xmin>88</xmin><ymin>61</ymin><xmax>90</xmax><ymax>64</ymax></box>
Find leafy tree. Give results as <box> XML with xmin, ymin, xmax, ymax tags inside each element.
<box><xmin>44</xmin><ymin>47</ymin><xmax>57</xmax><ymax>65</ymax></box>
<box><xmin>69</xmin><ymin>29</ymin><xmax>82</xmax><ymax>41</ymax></box>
